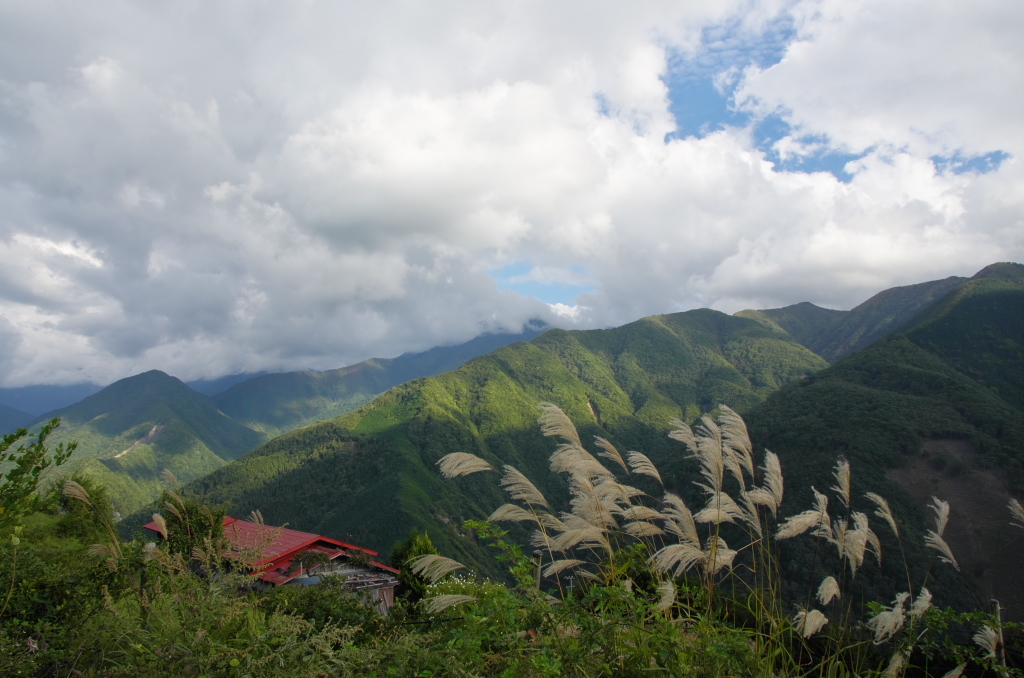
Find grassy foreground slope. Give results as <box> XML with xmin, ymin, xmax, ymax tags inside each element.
<box><xmin>40</xmin><ymin>371</ymin><xmax>266</xmax><ymax>515</ymax></box>
<box><xmin>186</xmin><ymin>309</ymin><xmax>826</xmax><ymax>575</ymax></box>
<box><xmin>211</xmin><ymin>328</ymin><xmax>545</xmax><ymax>437</ymax></box>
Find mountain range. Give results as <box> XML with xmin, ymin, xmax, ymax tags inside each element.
<box><xmin>24</xmin><ymin>328</ymin><xmax>545</xmax><ymax>514</ymax></box>
<box><xmin>174</xmin><ymin>263</ymin><xmax>1023</xmax><ymax>616</ymax></box>
<box><xmin>12</xmin><ymin>262</ymin><xmax>1022</xmax><ymax>615</ymax></box>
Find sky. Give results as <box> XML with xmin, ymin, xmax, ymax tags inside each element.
<box><xmin>0</xmin><ymin>0</ymin><xmax>1021</xmax><ymax>387</ymax></box>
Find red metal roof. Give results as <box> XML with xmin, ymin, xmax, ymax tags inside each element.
<box><xmin>142</xmin><ymin>515</ymin><xmax>399</xmax><ymax>584</ymax></box>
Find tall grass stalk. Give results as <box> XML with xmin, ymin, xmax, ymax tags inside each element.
<box><xmin>433</xmin><ymin>402</ymin><xmax>1019</xmax><ymax>677</ymax></box>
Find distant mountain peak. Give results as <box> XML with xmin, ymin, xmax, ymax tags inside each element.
<box><xmin>971</xmin><ymin>261</ymin><xmax>1024</xmax><ymax>282</ymax></box>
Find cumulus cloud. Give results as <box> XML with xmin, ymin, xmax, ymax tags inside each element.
<box><xmin>0</xmin><ymin>0</ymin><xmax>1020</xmax><ymax>386</ymax></box>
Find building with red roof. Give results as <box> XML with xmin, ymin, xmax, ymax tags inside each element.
<box><xmin>144</xmin><ymin>515</ymin><xmax>399</xmax><ymax>612</ymax></box>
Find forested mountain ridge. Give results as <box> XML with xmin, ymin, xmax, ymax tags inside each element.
<box><xmin>182</xmin><ymin>309</ymin><xmax>827</xmax><ymax>577</ymax></box>
<box><xmin>176</xmin><ymin>263</ymin><xmax>1024</xmax><ymax>616</ymax></box>
<box><xmin>38</xmin><ymin>370</ymin><xmax>266</xmax><ymax>515</ymax></box>
<box><xmin>0</xmin><ymin>402</ymin><xmax>33</xmax><ymax>432</ymax></box>
<box><xmin>737</xmin><ymin>275</ymin><xmax>969</xmax><ymax>362</ymax></box>
<box><xmin>211</xmin><ymin>327</ymin><xmax>546</xmax><ymax>438</ymax></box>
<box><xmin>2</xmin><ymin>330</ymin><xmax>546</xmax><ymax>514</ymax></box>
<box><xmin>745</xmin><ymin>263</ymin><xmax>1024</xmax><ymax>617</ymax></box>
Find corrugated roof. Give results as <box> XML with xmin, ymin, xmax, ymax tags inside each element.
<box><xmin>142</xmin><ymin>515</ymin><xmax>399</xmax><ymax>583</ymax></box>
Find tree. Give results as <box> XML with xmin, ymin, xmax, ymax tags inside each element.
<box><xmin>0</xmin><ymin>419</ymin><xmax>75</xmax><ymax>531</ymax></box>
<box><xmin>389</xmin><ymin>528</ymin><xmax>439</xmax><ymax>601</ymax></box>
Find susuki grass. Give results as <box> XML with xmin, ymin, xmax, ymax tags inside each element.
<box><xmin>427</xmin><ymin>402</ymin><xmax>1021</xmax><ymax>677</ymax></box>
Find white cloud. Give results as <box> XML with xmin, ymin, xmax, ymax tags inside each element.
<box><xmin>0</xmin><ymin>0</ymin><xmax>1020</xmax><ymax>386</ymax></box>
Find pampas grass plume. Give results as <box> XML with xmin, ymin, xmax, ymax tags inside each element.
<box><xmin>537</xmin><ymin>402</ymin><xmax>581</xmax><ymax>446</ymax></box>
<box><xmin>1009</xmin><ymin>498</ymin><xmax>1024</xmax><ymax>529</ymax></box>
<box><xmin>409</xmin><ymin>554</ymin><xmax>467</xmax><ymax>584</ymax></box>
<box><xmin>422</xmin><ymin>594</ymin><xmax>477</xmax><ymax>615</ymax></box>
<box><xmin>437</xmin><ymin>452</ymin><xmax>495</xmax><ymax>478</ymax></box>
<box><xmin>794</xmin><ymin>609</ymin><xmax>829</xmax><ymax>638</ymax></box>
<box><xmin>817</xmin><ymin>576</ymin><xmax>840</xmax><ymax>606</ymax></box>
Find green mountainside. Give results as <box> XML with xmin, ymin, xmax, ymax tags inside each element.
<box><xmin>39</xmin><ymin>371</ymin><xmax>266</xmax><ymax>515</ymax></box>
<box><xmin>183</xmin><ymin>309</ymin><xmax>827</xmax><ymax>577</ymax></box>
<box><xmin>898</xmin><ymin>262</ymin><xmax>1024</xmax><ymax>409</ymax></box>
<box><xmin>738</xmin><ymin>276</ymin><xmax>967</xmax><ymax>362</ymax></box>
<box><xmin>811</xmin><ymin>275</ymin><xmax>968</xmax><ymax>361</ymax></box>
<box><xmin>735</xmin><ymin>301</ymin><xmax>847</xmax><ymax>346</ymax></box>
<box><xmin>745</xmin><ymin>265</ymin><xmax>1024</xmax><ymax>616</ymax></box>
<box><xmin>211</xmin><ymin>328</ymin><xmax>545</xmax><ymax>437</ymax></box>
<box><xmin>176</xmin><ymin>264</ymin><xmax>1023</xmax><ymax>615</ymax></box>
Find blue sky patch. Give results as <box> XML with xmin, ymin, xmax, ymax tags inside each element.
<box><xmin>489</xmin><ymin>262</ymin><xmax>593</xmax><ymax>306</ymax></box>
<box><xmin>661</xmin><ymin>18</ymin><xmax>866</xmax><ymax>183</ymax></box>
<box><xmin>931</xmin><ymin>150</ymin><xmax>1010</xmax><ymax>175</ymax></box>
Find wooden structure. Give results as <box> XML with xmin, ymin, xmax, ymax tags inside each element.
<box><xmin>144</xmin><ymin>515</ymin><xmax>399</xmax><ymax>612</ymax></box>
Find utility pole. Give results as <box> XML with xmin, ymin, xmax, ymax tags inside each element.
<box><xmin>992</xmin><ymin>599</ymin><xmax>1006</xmax><ymax>668</ymax></box>
<box><xmin>532</xmin><ymin>550</ymin><xmax>543</xmax><ymax>589</ymax></box>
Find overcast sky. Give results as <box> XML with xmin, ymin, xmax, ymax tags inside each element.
<box><xmin>0</xmin><ymin>0</ymin><xmax>1020</xmax><ymax>387</ymax></box>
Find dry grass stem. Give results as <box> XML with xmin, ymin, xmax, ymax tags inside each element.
<box><xmin>551</xmin><ymin>443</ymin><xmax>611</xmax><ymax>480</ymax></box>
<box><xmin>776</xmin><ymin>509</ymin><xmax>826</xmax><ymax>540</ymax></box>
<box><xmin>717</xmin><ymin>405</ymin><xmax>754</xmax><ymax>480</ymax></box>
<box><xmin>551</xmin><ymin>527</ymin><xmax>611</xmax><ymax>554</ymax></box>
<box><xmin>694</xmin><ymin>492</ymin><xmax>749</xmax><ymax>527</ymax></box>
<box><xmin>748</xmin><ymin>451</ymin><xmax>783</xmax><ymax>516</ymax></box>
<box><xmin>693</xmin><ymin>417</ymin><xmax>725</xmax><ymax>494</ymax></box>
<box><xmin>437</xmin><ymin>452</ymin><xmax>495</xmax><ymax>478</ymax></box>
<box><xmin>88</xmin><ymin>544</ymin><xmax>119</xmax><ymax>571</ymax></box>
<box><xmin>843</xmin><ymin>512</ymin><xmax>879</xmax><ymax>575</ymax></box>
